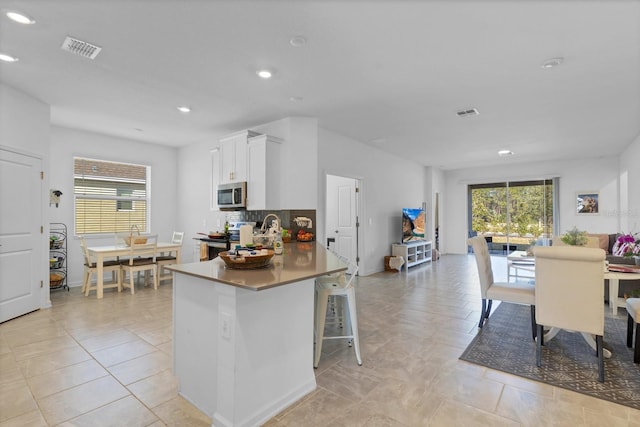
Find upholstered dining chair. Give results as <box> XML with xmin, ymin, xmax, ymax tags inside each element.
<box><xmin>533</xmin><ymin>245</ymin><xmax>606</xmax><ymax>382</ymax></box>
<box><xmin>79</xmin><ymin>236</ymin><xmax>122</xmax><ymax>297</ymax></box>
<box><xmin>626</xmin><ymin>298</ymin><xmax>640</xmax><ymax>363</ymax></box>
<box><xmin>121</xmin><ymin>234</ymin><xmax>158</xmax><ymax>294</ymax></box>
<box><xmin>468</xmin><ymin>236</ymin><xmax>537</xmax><ymax>339</ymax></box>
<box><xmin>157</xmin><ymin>231</ymin><xmax>184</xmax><ymax>283</ymax></box>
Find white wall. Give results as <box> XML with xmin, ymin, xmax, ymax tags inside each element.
<box><xmin>442</xmin><ymin>156</ymin><xmax>624</xmax><ymax>254</ymax></box>
<box><xmin>619</xmin><ymin>133</ymin><xmax>640</xmax><ymax>232</ymax></box>
<box><xmin>1</xmin><ymin>83</ymin><xmax>51</xmax><ymax>308</ymax></box>
<box><xmin>49</xmin><ymin>126</ymin><xmax>179</xmax><ymax>286</ymax></box>
<box><xmin>317</xmin><ymin>128</ymin><xmax>428</xmax><ymax>275</ymax></box>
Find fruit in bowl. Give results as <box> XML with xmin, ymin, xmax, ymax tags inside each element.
<box><xmin>297</xmin><ymin>230</ymin><xmax>314</xmax><ymax>242</ymax></box>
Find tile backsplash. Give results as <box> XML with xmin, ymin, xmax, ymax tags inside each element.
<box><xmin>225</xmin><ymin>209</ymin><xmax>316</xmax><ymax>235</ymax></box>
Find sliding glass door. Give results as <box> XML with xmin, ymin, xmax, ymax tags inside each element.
<box><xmin>468</xmin><ymin>179</ymin><xmax>556</xmax><ymax>254</ymax></box>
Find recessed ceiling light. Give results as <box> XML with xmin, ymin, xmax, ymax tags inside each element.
<box><xmin>289</xmin><ymin>96</ymin><xmax>303</xmax><ymax>102</ymax></box>
<box><xmin>498</xmin><ymin>150</ymin><xmax>514</xmax><ymax>157</ymax></box>
<box><xmin>541</xmin><ymin>57</ymin><xmax>564</xmax><ymax>69</ymax></box>
<box><xmin>176</xmin><ymin>106</ymin><xmax>191</xmax><ymax>113</ymax></box>
<box><xmin>257</xmin><ymin>69</ymin><xmax>272</xmax><ymax>79</ymax></box>
<box><xmin>6</xmin><ymin>11</ymin><xmax>35</xmax><ymax>24</ymax></box>
<box><xmin>0</xmin><ymin>53</ymin><xmax>19</xmax><ymax>62</ymax></box>
<box><xmin>290</xmin><ymin>35</ymin><xmax>307</xmax><ymax>47</ymax></box>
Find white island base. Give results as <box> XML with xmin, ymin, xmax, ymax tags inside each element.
<box><xmin>173</xmin><ymin>273</ymin><xmax>316</xmax><ymax>427</ymax></box>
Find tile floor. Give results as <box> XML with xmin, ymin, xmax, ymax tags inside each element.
<box><xmin>2</xmin><ymin>254</ymin><xmax>640</xmax><ymax>426</ymax></box>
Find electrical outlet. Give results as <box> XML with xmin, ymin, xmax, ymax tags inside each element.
<box><xmin>217</xmin><ymin>219</ymin><xmax>221</xmax><ymax>227</ymax></box>
<box><xmin>220</xmin><ymin>312</ymin><xmax>232</xmax><ymax>339</ymax></box>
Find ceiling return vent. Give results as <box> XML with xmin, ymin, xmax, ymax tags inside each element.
<box><xmin>456</xmin><ymin>108</ymin><xmax>479</xmax><ymax>117</ymax></box>
<box><xmin>60</xmin><ymin>36</ymin><xmax>102</xmax><ymax>60</ymax></box>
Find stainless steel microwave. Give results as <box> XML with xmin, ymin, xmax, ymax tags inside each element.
<box><xmin>217</xmin><ymin>182</ymin><xmax>247</xmax><ymax>210</ymax></box>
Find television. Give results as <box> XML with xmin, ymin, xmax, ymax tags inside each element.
<box><xmin>402</xmin><ymin>208</ymin><xmax>426</xmax><ymax>243</ymax></box>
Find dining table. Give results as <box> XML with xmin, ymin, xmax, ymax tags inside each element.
<box><xmin>87</xmin><ymin>242</ymin><xmax>182</xmax><ymax>299</ymax></box>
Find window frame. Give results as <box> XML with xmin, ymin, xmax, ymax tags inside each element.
<box><xmin>73</xmin><ymin>157</ymin><xmax>151</xmax><ymax>236</ymax></box>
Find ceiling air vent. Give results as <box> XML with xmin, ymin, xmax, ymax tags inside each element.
<box><xmin>60</xmin><ymin>36</ymin><xmax>102</xmax><ymax>60</ymax></box>
<box><xmin>456</xmin><ymin>108</ymin><xmax>479</xmax><ymax>117</ymax></box>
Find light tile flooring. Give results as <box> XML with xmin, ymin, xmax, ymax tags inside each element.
<box><xmin>2</xmin><ymin>254</ymin><xmax>640</xmax><ymax>426</ymax></box>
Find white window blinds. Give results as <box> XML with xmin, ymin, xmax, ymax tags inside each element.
<box><xmin>74</xmin><ymin>157</ymin><xmax>150</xmax><ymax>235</ymax></box>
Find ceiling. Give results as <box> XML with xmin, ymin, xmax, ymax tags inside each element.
<box><xmin>1</xmin><ymin>0</ymin><xmax>639</xmax><ymax>170</ymax></box>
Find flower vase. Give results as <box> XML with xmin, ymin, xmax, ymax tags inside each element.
<box><xmin>635</xmin><ymin>256</ymin><xmax>640</xmax><ymax>266</ymax></box>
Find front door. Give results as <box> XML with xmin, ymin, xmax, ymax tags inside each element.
<box><xmin>0</xmin><ymin>148</ymin><xmax>43</xmax><ymax>323</ymax></box>
<box><xmin>326</xmin><ymin>174</ymin><xmax>359</xmax><ymax>272</ymax></box>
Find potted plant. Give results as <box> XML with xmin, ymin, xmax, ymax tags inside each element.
<box><xmin>614</xmin><ymin>233</ymin><xmax>640</xmax><ymax>265</ymax></box>
<box><xmin>560</xmin><ymin>226</ymin><xmax>588</xmax><ymax>246</ymax></box>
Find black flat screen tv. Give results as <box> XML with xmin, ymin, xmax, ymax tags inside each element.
<box><xmin>402</xmin><ymin>208</ymin><xmax>425</xmax><ymax>243</ymax></box>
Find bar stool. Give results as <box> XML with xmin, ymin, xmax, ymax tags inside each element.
<box><xmin>314</xmin><ymin>255</ymin><xmax>362</xmax><ymax>368</ymax></box>
<box><xmin>626</xmin><ymin>298</ymin><xmax>640</xmax><ymax>363</ymax></box>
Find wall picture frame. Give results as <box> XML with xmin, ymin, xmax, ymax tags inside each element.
<box><xmin>576</xmin><ymin>192</ymin><xmax>599</xmax><ymax>215</ymax></box>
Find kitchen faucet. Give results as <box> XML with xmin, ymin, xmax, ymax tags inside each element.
<box><xmin>260</xmin><ymin>213</ymin><xmax>281</xmax><ymax>234</ymax></box>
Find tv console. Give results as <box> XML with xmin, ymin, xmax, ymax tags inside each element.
<box><xmin>392</xmin><ymin>240</ymin><xmax>433</xmax><ymax>272</ymax></box>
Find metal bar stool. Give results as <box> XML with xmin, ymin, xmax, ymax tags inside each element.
<box><xmin>314</xmin><ymin>255</ymin><xmax>361</xmax><ymax>368</ymax></box>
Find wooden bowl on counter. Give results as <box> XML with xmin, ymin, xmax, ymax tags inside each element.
<box><xmin>218</xmin><ymin>250</ymin><xmax>275</xmax><ymax>269</ymax></box>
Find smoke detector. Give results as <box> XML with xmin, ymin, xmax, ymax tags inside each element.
<box><xmin>61</xmin><ymin>36</ymin><xmax>102</xmax><ymax>60</ymax></box>
<box><xmin>456</xmin><ymin>108</ymin><xmax>479</xmax><ymax>117</ymax></box>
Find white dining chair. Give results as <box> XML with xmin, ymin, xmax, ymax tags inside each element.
<box><xmin>314</xmin><ymin>254</ymin><xmax>361</xmax><ymax>368</ymax></box>
<box><xmin>626</xmin><ymin>298</ymin><xmax>640</xmax><ymax>364</ymax></box>
<box><xmin>79</xmin><ymin>236</ymin><xmax>122</xmax><ymax>297</ymax></box>
<box><xmin>534</xmin><ymin>245</ymin><xmax>606</xmax><ymax>382</ymax></box>
<box><xmin>468</xmin><ymin>236</ymin><xmax>537</xmax><ymax>339</ymax></box>
<box><xmin>121</xmin><ymin>234</ymin><xmax>159</xmax><ymax>294</ymax></box>
<box><xmin>157</xmin><ymin>231</ymin><xmax>184</xmax><ymax>283</ymax></box>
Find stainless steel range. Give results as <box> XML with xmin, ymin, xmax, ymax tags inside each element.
<box><xmin>228</xmin><ymin>221</ymin><xmax>256</xmax><ymax>243</ymax></box>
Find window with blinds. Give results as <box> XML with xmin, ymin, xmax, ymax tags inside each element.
<box><xmin>74</xmin><ymin>157</ymin><xmax>150</xmax><ymax>235</ymax></box>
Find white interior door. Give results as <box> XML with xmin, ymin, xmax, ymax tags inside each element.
<box><xmin>0</xmin><ymin>149</ymin><xmax>42</xmax><ymax>323</ymax></box>
<box><xmin>326</xmin><ymin>175</ymin><xmax>358</xmax><ymax>270</ymax></box>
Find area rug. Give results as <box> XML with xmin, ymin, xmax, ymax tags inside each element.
<box><xmin>459</xmin><ymin>302</ymin><xmax>640</xmax><ymax>410</ymax></box>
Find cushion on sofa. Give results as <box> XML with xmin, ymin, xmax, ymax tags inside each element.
<box><xmin>587</xmin><ymin>233</ymin><xmax>611</xmax><ymax>253</ymax></box>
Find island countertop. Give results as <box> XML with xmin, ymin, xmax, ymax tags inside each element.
<box><xmin>165</xmin><ymin>242</ymin><xmax>346</xmax><ymax>291</ymax></box>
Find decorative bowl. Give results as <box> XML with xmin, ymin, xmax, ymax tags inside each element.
<box><xmin>218</xmin><ymin>250</ymin><xmax>274</xmax><ymax>269</ymax></box>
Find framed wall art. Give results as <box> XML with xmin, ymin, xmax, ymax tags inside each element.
<box><xmin>576</xmin><ymin>192</ymin><xmax>599</xmax><ymax>215</ymax></box>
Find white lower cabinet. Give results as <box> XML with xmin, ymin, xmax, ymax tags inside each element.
<box><xmin>392</xmin><ymin>240</ymin><xmax>433</xmax><ymax>272</ymax></box>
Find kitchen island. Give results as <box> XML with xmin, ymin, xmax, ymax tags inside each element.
<box><xmin>166</xmin><ymin>242</ymin><xmax>346</xmax><ymax>427</ymax></box>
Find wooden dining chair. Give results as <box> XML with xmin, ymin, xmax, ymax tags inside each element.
<box><xmin>121</xmin><ymin>234</ymin><xmax>158</xmax><ymax>294</ymax></box>
<box><xmin>468</xmin><ymin>236</ymin><xmax>537</xmax><ymax>339</ymax></box>
<box><xmin>534</xmin><ymin>245</ymin><xmax>606</xmax><ymax>382</ymax></box>
<box><xmin>157</xmin><ymin>231</ymin><xmax>184</xmax><ymax>283</ymax></box>
<box><xmin>79</xmin><ymin>236</ymin><xmax>122</xmax><ymax>297</ymax></box>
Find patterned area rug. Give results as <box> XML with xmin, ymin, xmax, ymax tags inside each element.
<box><xmin>459</xmin><ymin>302</ymin><xmax>640</xmax><ymax>410</ymax></box>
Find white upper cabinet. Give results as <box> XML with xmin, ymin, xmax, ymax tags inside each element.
<box><xmin>219</xmin><ymin>130</ymin><xmax>259</xmax><ymax>184</ymax></box>
<box><xmin>210</xmin><ymin>147</ymin><xmax>221</xmax><ymax>210</ymax></box>
<box><xmin>247</xmin><ymin>134</ymin><xmax>283</xmax><ymax>211</ymax></box>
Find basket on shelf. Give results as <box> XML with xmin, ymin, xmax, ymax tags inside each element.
<box><xmin>49</xmin><ymin>271</ymin><xmax>65</xmax><ymax>288</ymax></box>
<box><xmin>50</xmin><ymin>235</ymin><xmax>65</xmax><ymax>249</ymax></box>
<box><xmin>50</xmin><ymin>256</ymin><xmax>65</xmax><ymax>269</ymax></box>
